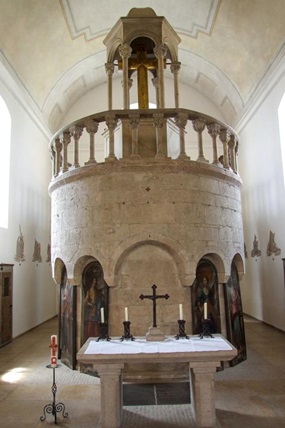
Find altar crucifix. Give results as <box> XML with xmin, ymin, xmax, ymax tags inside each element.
<box><xmin>119</xmin><ymin>46</ymin><xmax>158</xmax><ymax>109</ymax></box>
<box><xmin>140</xmin><ymin>284</ymin><xmax>170</xmax><ymax>341</ymax></box>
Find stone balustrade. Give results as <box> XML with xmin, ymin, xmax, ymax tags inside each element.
<box><xmin>49</xmin><ymin>108</ymin><xmax>239</xmax><ymax>179</ymax></box>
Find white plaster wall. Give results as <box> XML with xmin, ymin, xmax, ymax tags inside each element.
<box><xmin>59</xmin><ymin>76</ymin><xmax>225</xmax><ymax>128</ymax></box>
<box><xmin>0</xmin><ymin>80</ymin><xmax>57</xmax><ymax>338</ymax></box>
<box><xmin>238</xmin><ymin>60</ymin><xmax>285</xmax><ymax>331</ymax></box>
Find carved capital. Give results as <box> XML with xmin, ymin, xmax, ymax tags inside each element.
<box><xmin>106</xmin><ymin>114</ymin><xmax>118</xmax><ymax>130</ymax></box>
<box><xmin>192</xmin><ymin>118</ymin><xmax>206</xmax><ymax>133</ymax></box>
<box><xmin>170</xmin><ymin>62</ymin><xmax>181</xmax><ymax>74</ymax></box>
<box><xmin>153</xmin><ymin>113</ymin><xmax>165</xmax><ymax>128</ymax></box>
<box><xmin>69</xmin><ymin>125</ymin><xmax>83</xmax><ymax>139</ymax></box>
<box><xmin>219</xmin><ymin>128</ymin><xmax>231</xmax><ymax>144</ymax></box>
<box><xmin>154</xmin><ymin>43</ymin><xmax>168</xmax><ymax>59</ymax></box>
<box><xmin>85</xmin><ymin>119</ymin><xmax>99</xmax><ymax>135</ymax></box>
<box><xmin>207</xmin><ymin>123</ymin><xmax>220</xmax><ymax>138</ymax></box>
<box><xmin>60</xmin><ymin>131</ymin><xmax>71</xmax><ymax>145</ymax></box>
<box><xmin>105</xmin><ymin>62</ymin><xmax>114</xmax><ymax>76</ymax></box>
<box><xmin>228</xmin><ymin>134</ymin><xmax>237</xmax><ymax>149</ymax></box>
<box><xmin>129</xmin><ymin>113</ymin><xmax>140</xmax><ymax>129</ymax></box>
<box><xmin>175</xmin><ymin>112</ymin><xmax>188</xmax><ymax>129</ymax></box>
<box><xmin>54</xmin><ymin>137</ymin><xmax>62</xmax><ymax>152</ymax></box>
<box><xmin>119</xmin><ymin>43</ymin><xmax>132</xmax><ymax>59</ymax></box>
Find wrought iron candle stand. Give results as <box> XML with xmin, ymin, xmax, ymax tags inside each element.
<box><xmin>199</xmin><ymin>319</ymin><xmax>214</xmax><ymax>339</ymax></box>
<box><xmin>120</xmin><ymin>321</ymin><xmax>135</xmax><ymax>341</ymax></box>
<box><xmin>40</xmin><ymin>364</ymin><xmax>68</xmax><ymax>424</ymax></box>
<box><xmin>97</xmin><ymin>322</ymin><xmax>111</xmax><ymax>341</ymax></box>
<box><xmin>175</xmin><ymin>320</ymin><xmax>189</xmax><ymax>339</ymax></box>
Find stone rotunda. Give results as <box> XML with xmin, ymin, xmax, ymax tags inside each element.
<box><xmin>49</xmin><ymin>8</ymin><xmax>246</xmax><ymax>380</ymax></box>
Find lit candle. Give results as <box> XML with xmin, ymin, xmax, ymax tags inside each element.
<box><xmin>50</xmin><ymin>335</ymin><xmax>58</xmax><ymax>368</ymax></box>
<box><xmin>204</xmin><ymin>302</ymin><xmax>207</xmax><ymax>319</ymax></box>
<box><xmin>100</xmin><ymin>307</ymin><xmax>105</xmax><ymax>323</ymax></box>
<box><xmin>179</xmin><ymin>304</ymin><xmax>183</xmax><ymax>320</ymax></box>
<box><xmin>124</xmin><ymin>307</ymin><xmax>129</xmax><ymax>321</ymax></box>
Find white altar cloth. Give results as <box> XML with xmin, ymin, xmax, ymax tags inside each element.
<box><xmin>84</xmin><ymin>336</ymin><xmax>232</xmax><ymax>355</ymax></box>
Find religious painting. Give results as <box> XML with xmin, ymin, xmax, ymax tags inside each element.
<box><xmin>224</xmin><ymin>262</ymin><xmax>247</xmax><ymax>366</ymax></box>
<box><xmin>191</xmin><ymin>259</ymin><xmax>221</xmax><ymax>335</ymax></box>
<box><xmin>82</xmin><ymin>261</ymin><xmax>109</xmax><ymax>344</ymax></box>
<box><xmin>58</xmin><ymin>266</ymin><xmax>77</xmax><ymax>369</ymax></box>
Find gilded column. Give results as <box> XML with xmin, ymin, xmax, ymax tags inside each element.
<box><xmin>105</xmin><ymin>113</ymin><xmax>118</xmax><ymax>161</ymax></box>
<box><xmin>192</xmin><ymin>118</ymin><xmax>208</xmax><ymax>163</ymax></box>
<box><xmin>175</xmin><ymin>111</ymin><xmax>190</xmax><ymax>159</ymax></box>
<box><xmin>119</xmin><ymin>44</ymin><xmax>132</xmax><ymax>109</ymax></box>
<box><xmin>85</xmin><ymin>119</ymin><xmax>99</xmax><ymax>165</ymax></box>
<box><xmin>207</xmin><ymin>123</ymin><xmax>220</xmax><ymax>165</ymax></box>
<box><xmin>170</xmin><ymin>62</ymin><xmax>181</xmax><ymax>108</ymax></box>
<box><xmin>105</xmin><ymin>63</ymin><xmax>114</xmax><ymax>110</ymax></box>
<box><xmin>70</xmin><ymin>125</ymin><xmax>83</xmax><ymax>168</ymax></box>
<box><xmin>219</xmin><ymin>129</ymin><xmax>231</xmax><ymax>169</ymax></box>
<box><xmin>154</xmin><ymin>44</ymin><xmax>168</xmax><ymax>109</ymax></box>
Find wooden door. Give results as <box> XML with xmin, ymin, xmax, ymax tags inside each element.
<box><xmin>1</xmin><ymin>272</ymin><xmax>13</xmax><ymax>346</ymax></box>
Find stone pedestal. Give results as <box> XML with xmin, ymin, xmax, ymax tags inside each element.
<box><xmin>145</xmin><ymin>326</ymin><xmax>165</xmax><ymax>341</ymax></box>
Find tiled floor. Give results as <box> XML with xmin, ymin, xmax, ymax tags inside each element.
<box><xmin>0</xmin><ymin>316</ymin><xmax>284</xmax><ymax>427</ymax></box>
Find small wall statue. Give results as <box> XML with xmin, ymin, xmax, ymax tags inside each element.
<box><xmin>32</xmin><ymin>239</ymin><xmax>42</xmax><ymax>263</ymax></box>
<box><xmin>251</xmin><ymin>234</ymin><xmax>261</xmax><ymax>258</ymax></box>
<box><xmin>266</xmin><ymin>231</ymin><xmax>281</xmax><ymax>257</ymax></box>
<box><xmin>14</xmin><ymin>225</ymin><xmax>26</xmax><ymax>262</ymax></box>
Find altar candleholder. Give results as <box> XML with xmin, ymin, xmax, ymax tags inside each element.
<box><xmin>97</xmin><ymin>322</ymin><xmax>111</xmax><ymax>341</ymax></box>
<box><xmin>120</xmin><ymin>321</ymin><xmax>135</xmax><ymax>341</ymax></box>
<box><xmin>40</xmin><ymin>364</ymin><xmax>68</xmax><ymax>424</ymax></box>
<box><xmin>175</xmin><ymin>320</ymin><xmax>189</xmax><ymax>340</ymax></box>
<box><xmin>199</xmin><ymin>319</ymin><xmax>214</xmax><ymax>339</ymax></box>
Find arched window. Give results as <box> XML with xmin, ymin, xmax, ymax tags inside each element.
<box><xmin>0</xmin><ymin>95</ymin><xmax>11</xmax><ymax>228</ymax></box>
<box><xmin>278</xmin><ymin>93</ymin><xmax>285</xmax><ymax>187</ymax></box>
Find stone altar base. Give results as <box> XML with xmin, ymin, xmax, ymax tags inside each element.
<box><xmin>146</xmin><ymin>326</ymin><xmax>165</xmax><ymax>341</ymax></box>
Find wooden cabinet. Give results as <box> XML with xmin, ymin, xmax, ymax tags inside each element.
<box><xmin>0</xmin><ymin>264</ymin><xmax>13</xmax><ymax>347</ymax></box>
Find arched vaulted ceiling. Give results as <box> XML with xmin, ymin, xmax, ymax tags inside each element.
<box><xmin>0</xmin><ymin>0</ymin><xmax>285</xmax><ymax>135</ymax></box>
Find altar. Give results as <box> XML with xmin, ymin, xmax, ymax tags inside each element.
<box><xmin>77</xmin><ymin>335</ymin><xmax>237</xmax><ymax>428</ymax></box>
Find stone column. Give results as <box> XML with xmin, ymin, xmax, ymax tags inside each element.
<box><xmin>119</xmin><ymin>44</ymin><xmax>132</xmax><ymax>109</ymax></box>
<box><xmin>54</xmin><ymin>138</ymin><xmax>62</xmax><ymax>177</ymax></box>
<box><xmin>85</xmin><ymin>119</ymin><xmax>99</xmax><ymax>165</ymax></box>
<box><xmin>69</xmin><ymin>125</ymin><xmax>83</xmax><ymax>168</ymax></box>
<box><xmin>96</xmin><ymin>363</ymin><xmax>124</xmax><ymax>428</ymax></box>
<box><xmin>129</xmin><ymin>113</ymin><xmax>140</xmax><ymax>159</ymax></box>
<box><xmin>105</xmin><ymin>63</ymin><xmax>114</xmax><ymax>111</ymax></box>
<box><xmin>153</xmin><ymin>112</ymin><xmax>165</xmax><ymax>158</ymax></box>
<box><xmin>152</xmin><ymin>76</ymin><xmax>159</xmax><ymax>108</ymax></box>
<box><xmin>61</xmin><ymin>131</ymin><xmax>71</xmax><ymax>173</ymax></box>
<box><xmin>189</xmin><ymin>361</ymin><xmax>219</xmax><ymax>427</ymax></box>
<box><xmin>50</xmin><ymin>145</ymin><xmax>56</xmax><ymax>178</ymax></box>
<box><xmin>154</xmin><ymin>44</ymin><xmax>168</xmax><ymax>108</ymax></box>
<box><xmin>193</xmin><ymin>118</ymin><xmax>208</xmax><ymax>163</ymax></box>
<box><xmin>228</xmin><ymin>134</ymin><xmax>237</xmax><ymax>173</ymax></box>
<box><xmin>105</xmin><ymin>113</ymin><xmax>118</xmax><ymax>161</ymax></box>
<box><xmin>219</xmin><ymin>129</ymin><xmax>231</xmax><ymax>169</ymax></box>
<box><xmin>175</xmin><ymin>111</ymin><xmax>190</xmax><ymax>160</ymax></box>
<box><xmin>207</xmin><ymin>123</ymin><xmax>220</xmax><ymax>165</ymax></box>
<box><xmin>170</xmin><ymin>62</ymin><xmax>181</xmax><ymax>108</ymax></box>
<box><xmin>218</xmin><ymin>283</ymin><xmax>227</xmax><ymax>337</ymax></box>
